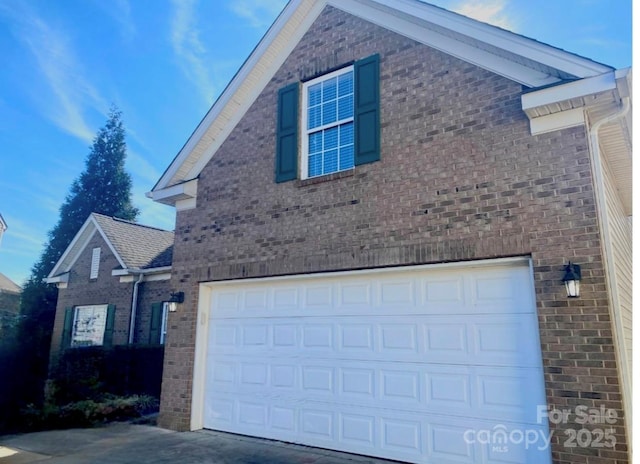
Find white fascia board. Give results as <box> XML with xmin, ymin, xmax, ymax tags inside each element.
<box><xmin>45</xmin><ymin>272</ymin><xmax>69</xmax><ymax>284</ymax></box>
<box><xmin>615</xmin><ymin>67</ymin><xmax>632</xmax><ymax>99</ymax></box>
<box><xmin>47</xmin><ymin>216</ymin><xmax>97</xmax><ymax>279</ymax></box>
<box><xmin>112</xmin><ymin>266</ymin><xmax>172</xmax><ymax>277</ymax></box>
<box><xmin>176</xmin><ymin>197</ymin><xmax>197</xmax><ymax>211</ymax></box>
<box><xmin>522</xmin><ymin>72</ymin><xmax>616</xmax><ymax>111</ymax></box>
<box><xmin>147</xmin><ymin>179</ymin><xmax>199</xmax><ymax>206</ymax></box>
<box><xmin>117</xmin><ymin>267</ymin><xmax>171</xmax><ymax>283</ymax></box>
<box><xmin>152</xmin><ymin>0</ymin><xmax>612</xmax><ymax>195</ymax></box>
<box><xmin>152</xmin><ymin>0</ymin><xmax>317</xmax><ymax>192</ymax></box>
<box><xmin>529</xmin><ymin>108</ymin><xmax>585</xmax><ymax>135</ymax></box>
<box><xmin>50</xmin><ymin>214</ymin><xmax>127</xmax><ymax>278</ymax></box>
<box><xmin>182</xmin><ymin>0</ymin><xmax>325</xmax><ymax>182</ymax></box>
<box><xmin>367</xmin><ymin>0</ymin><xmax>611</xmax><ymax>78</ymax></box>
<box><xmin>333</xmin><ymin>0</ymin><xmax>557</xmax><ymax>87</ymax></box>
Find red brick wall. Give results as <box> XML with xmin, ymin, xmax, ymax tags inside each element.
<box><xmin>158</xmin><ymin>6</ymin><xmax>628</xmax><ymax>462</ymax></box>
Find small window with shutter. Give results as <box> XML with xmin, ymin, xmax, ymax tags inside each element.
<box><xmin>65</xmin><ymin>304</ymin><xmax>115</xmax><ymax>348</ymax></box>
<box><xmin>275</xmin><ymin>54</ymin><xmax>380</xmax><ymax>183</ymax></box>
<box><xmin>90</xmin><ymin>247</ymin><xmax>101</xmax><ymax>279</ymax></box>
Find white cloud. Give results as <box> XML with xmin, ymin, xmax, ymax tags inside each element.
<box><xmin>92</xmin><ymin>0</ymin><xmax>136</xmax><ymax>42</ymax></box>
<box><xmin>228</xmin><ymin>0</ymin><xmax>287</xmax><ymax>29</ymax></box>
<box><xmin>0</xmin><ymin>2</ymin><xmax>108</xmax><ymax>143</ymax></box>
<box><xmin>452</xmin><ymin>0</ymin><xmax>516</xmax><ymax>31</ymax></box>
<box><xmin>170</xmin><ymin>0</ymin><xmax>217</xmax><ymax>104</ymax></box>
<box><xmin>127</xmin><ymin>148</ymin><xmax>162</xmax><ymax>188</ymax></box>
<box><xmin>134</xmin><ymin>190</ymin><xmax>176</xmax><ymax>231</ymax></box>
<box><xmin>1</xmin><ymin>215</ymin><xmax>46</xmax><ymax>249</ymax></box>
<box><xmin>0</xmin><ymin>214</ymin><xmax>48</xmax><ymax>284</ymax></box>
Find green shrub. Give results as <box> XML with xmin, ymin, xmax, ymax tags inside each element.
<box><xmin>50</xmin><ymin>345</ymin><xmax>164</xmax><ymax>404</ymax></box>
<box><xmin>20</xmin><ymin>395</ymin><xmax>159</xmax><ymax>430</ymax></box>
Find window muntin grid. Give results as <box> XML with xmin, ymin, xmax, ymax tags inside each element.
<box><xmin>303</xmin><ymin>68</ymin><xmax>354</xmax><ymax>178</ymax></box>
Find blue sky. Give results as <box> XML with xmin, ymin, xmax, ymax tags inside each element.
<box><xmin>0</xmin><ymin>0</ymin><xmax>631</xmax><ymax>286</ymax></box>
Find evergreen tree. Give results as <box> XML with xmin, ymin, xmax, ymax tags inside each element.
<box><xmin>33</xmin><ymin>106</ymin><xmax>139</xmax><ymax>282</ymax></box>
<box><xmin>0</xmin><ymin>107</ymin><xmax>139</xmax><ymax>431</ymax></box>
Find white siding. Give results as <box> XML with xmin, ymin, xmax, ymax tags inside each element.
<box><xmin>603</xmin><ymin>157</ymin><xmax>633</xmax><ymax>376</ymax></box>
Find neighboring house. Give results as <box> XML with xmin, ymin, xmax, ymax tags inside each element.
<box><xmin>0</xmin><ymin>214</ymin><xmax>6</xmax><ymax>248</ymax></box>
<box><xmin>0</xmin><ymin>271</ymin><xmax>21</xmax><ymax>335</ymax></box>
<box><xmin>0</xmin><ymin>214</ymin><xmax>22</xmax><ymax>335</ymax></box>
<box><xmin>147</xmin><ymin>1</ymin><xmax>632</xmax><ymax>463</ymax></box>
<box><xmin>46</xmin><ymin>213</ymin><xmax>174</xmax><ymax>360</ymax></box>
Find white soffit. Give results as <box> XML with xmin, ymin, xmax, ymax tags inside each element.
<box><xmin>150</xmin><ymin>0</ymin><xmax>614</xmax><ymax>202</ymax></box>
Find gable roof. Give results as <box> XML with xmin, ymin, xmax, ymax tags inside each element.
<box><xmin>0</xmin><ymin>272</ymin><xmax>21</xmax><ymax>294</ymax></box>
<box><xmin>147</xmin><ymin>0</ymin><xmax>630</xmax><ymax>213</ymax></box>
<box><xmin>46</xmin><ymin>213</ymin><xmax>174</xmax><ymax>280</ymax></box>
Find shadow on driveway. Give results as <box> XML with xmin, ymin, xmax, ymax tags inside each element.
<box><xmin>0</xmin><ymin>422</ymin><xmax>401</xmax><ymax>463</ymax></box>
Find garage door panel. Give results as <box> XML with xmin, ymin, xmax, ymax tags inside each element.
<box><xmin>205</xmin><ymin>392</ymin><xmax>549</xmax><ymax>463</ymax></box>
<box><xmin>340</xmin><ymin>413</ymin><xmax>376</xmax><ymax>447</ymax></box>
<box><xmin>427</xmin><ymin>422</ymin><xmax>476</xmax><ymax>463</ymax></box>
<box><xmin>201</xmin><ymin>262</ymin><xmax>550</xmax><ymax>463</ymax></box>
<box><xmin>207</xmin><ymin>314</ymin><xmax>541</xmax><ymax>368</ymax></box>
<box><xmin>205</xmin><ymin>356</ymin><xmax>544</xmax><ymax>424</ymax></box>
<box><xmin>209</xmin><ymin>267</ymin><xmax>535</xmax><ymax>319</ymax></box>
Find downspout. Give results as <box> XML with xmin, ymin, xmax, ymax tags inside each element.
<box><xmin>128</xmin><ymin>272</ymin><xmax>145</xmax><ymax>344</ymax></box>
<box><xmin>586</xmin><ymin>96</ymin><xmax>631</xmax><ymax>443</ymax></box>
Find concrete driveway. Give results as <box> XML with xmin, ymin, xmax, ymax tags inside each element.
<box><xmin>0</xmin><ymin>422</ymin><xmax>399</xmax><ymax>464</ymax></box>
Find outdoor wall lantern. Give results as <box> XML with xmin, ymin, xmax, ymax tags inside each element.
<box><xmin>562</xmin><ymin>262</ymin><xmax>581</xmax><ymax>298</ymax></box>
<box><xmin>168</xmin><ymin>291</ymin><xmax>185</xmax><ymax>312</ymax></box>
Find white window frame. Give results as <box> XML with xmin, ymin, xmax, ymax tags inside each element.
<box><xmin>160</xmin><ymin>302</ymin><xmax>170</xmax><ymax>344</ymax></box>
<box><xmin>90</xmin><ymin>247</ymin><xmax>101</xmax><ymax>279</ymax></box>
<box><xmin>301</xmin><ymin>66</ymin><xmax>354</xmax><ymax>179</ymax></box>
<box><xmin>71</xmin><ymin>304</ymin><xmax>108</xmax><ymax>347</ymax></box>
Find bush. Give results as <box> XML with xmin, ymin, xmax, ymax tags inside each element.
<box><xmin>0</xmin><ymin>307</ymin><xmax>55</xmax><ymax>434</ymax></box>
<box><xmin>50</xmin><ymin>344</ymin><xmax>164</xmax><ymax>405</ymax></box>
<box><xmin>21</xmin><ymin>394</ymin><xmax>159</xmax><ymax>430</ymax></box>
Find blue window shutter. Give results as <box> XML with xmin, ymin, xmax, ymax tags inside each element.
<box><xmin>354</xmin><ymin>54</ymin><xmax>380</xmax><ymax>165</ymax></box>
<box><xmin>61</xmin><ymin>307</ymin><xmax>74</xmax><ymax>349</ymax></box>
<box><xmin>275</xmin><ymin>82</ymin><xmax>299</xmax><ymax>182</ymax></box>
<box><xmin>103</xmin><ymin>304</ymin><xmax>116</xmax><ymax>347</ymax></box>
<box><xmin>148</xmin><ymin>302</ymin><xmax>163</xmax><ymax>345</ymax></box>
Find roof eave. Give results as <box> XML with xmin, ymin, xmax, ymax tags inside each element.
<box><xmin>112</xmin><ymin>266</ymin><xmax>173</xmax><ymax>276</ymax></box>
<box><xmin>150</xmin><ymin>0</ymin><xmax>619</xmax><ymax>198</ymax></box>
<box><xmin>45</xmin><ymin>272</ymin><xmax>69</xmax><ymax>285</ymax></box>
<box><xmin>146</xmin><ymin>178</ymin><xmax>199</xmax><ymax>208</ymax></box>
<box><xmin>522</xmin><ymin>68</ymin><xmax>632</xmax><ymax>215</ymax></box>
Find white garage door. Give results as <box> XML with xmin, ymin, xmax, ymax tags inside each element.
<box><xmin>195</xmin><ymin>259</ymin><xmax>551</xmax><ymax>463</ymax></box>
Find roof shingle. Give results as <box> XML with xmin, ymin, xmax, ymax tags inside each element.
<box><xmin>92</xmin><ymin>213</ymin><xmax>174</xmax><ymax>270</ymax></box>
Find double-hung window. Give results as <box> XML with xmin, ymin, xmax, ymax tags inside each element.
<box><xmin>302</xmin><ymin>67</ymin><xmax>354</xmax><ymax>178</ymax></box>
<box><xmin>275</xmin><ymin>54</ymin><xmax>380</xmax><ymax>183</ymax></box>
<box><xmin>62</xmin><ymin>304</ymin><xmax>116</xmax><ymax>349</ymax></box>
<box><xmin>71</xmin><ymin>304</ymin><xmax>108</xmax><ymax>347</ymax></box>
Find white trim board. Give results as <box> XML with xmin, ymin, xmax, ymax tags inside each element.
<box><xmin>149</xmin><ymin>0</ymin><xmax>613</xmax><ymax>204</ymax></box>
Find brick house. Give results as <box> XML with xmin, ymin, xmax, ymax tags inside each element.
<box><xmin>0</xmin><ymin>271</ymin><xmax>21</xmax><ymax>336</ymax></box>
<box><xmin>47</xmin><ymin>213</ymin><xmax>175</xmax><ymax>360</ymax></box>
<box><xmin>0</xmin><ymin>215</ymin><xmax>22</xmax><ymax>335</ymax></box>
<box><xmin>147</xmin><ymin>1</ymin><xmax>632</xmax><ymax>463</ymax></box>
